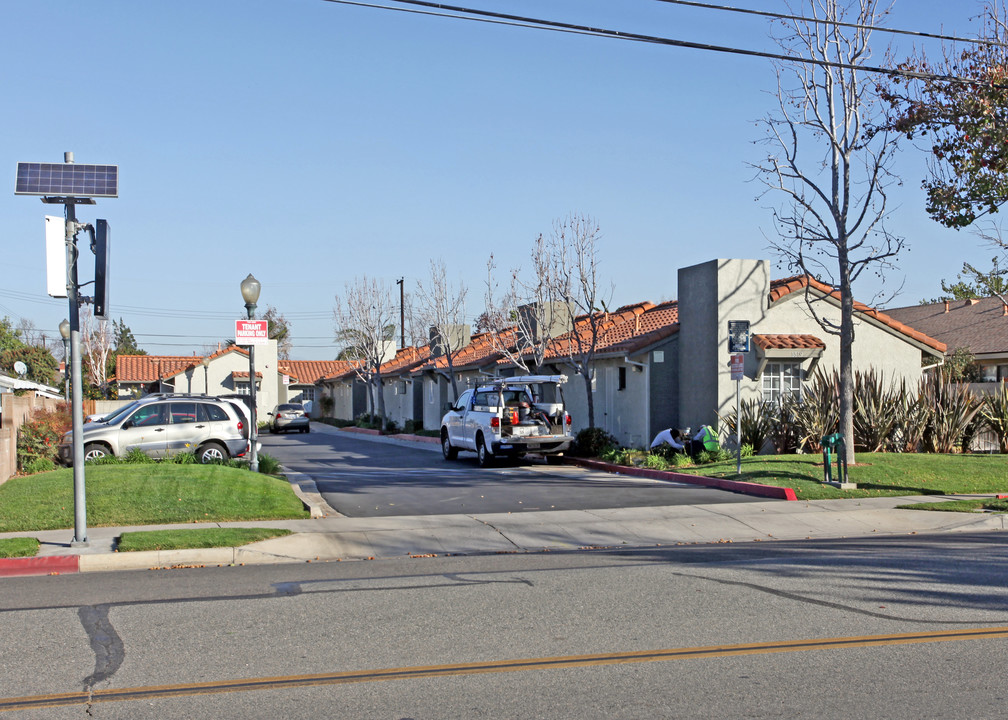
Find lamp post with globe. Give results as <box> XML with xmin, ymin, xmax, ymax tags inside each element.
<box><xmin>240</xmin><ymin>274</ymin><xmax>261</xmax><ymax>472</ymax></box>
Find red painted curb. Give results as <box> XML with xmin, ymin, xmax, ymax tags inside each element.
<box><xmin>569</xmin><ymin>458</ymin><xmax>798</xmax><ymax>501</ymax></box>
<box><xmin>339</xmin><ymin>426</ymin><xmax>381</xmax><ymax>436</ymax></box>
<box><xmin>0</xmin><ymin>555</ymin><xmax>79</xmax><ymax>577</ymax></box>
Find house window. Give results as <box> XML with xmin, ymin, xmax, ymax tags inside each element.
<box><xmin>618</xmin><ymin>366</ymin><xmax>627</xmax><ymax>391</ymax></box>
<box><xmin>762</xmin><ymin>362</ymin><xmax>803</xmax><ymax>403</ymax></box>
<box><xmin>300</xmin><ymin>387</ymin><xmax>315</xmax><ymax>402</ymax></box>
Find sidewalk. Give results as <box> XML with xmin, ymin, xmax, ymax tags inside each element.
<box><xmin>2</xmin><ymin>425</ymin><xmax>1005</xmax><ymax>576</ymax></box>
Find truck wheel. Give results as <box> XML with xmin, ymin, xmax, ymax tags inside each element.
<box><xmin>441</xmin><ymin>430</ymin><xmax>458</xmax><ymax>460</ymax></box>
<box><xmin>476</xmin><ymin>434</ymin><xmax>494</xmax><ymax>468</ymax></box>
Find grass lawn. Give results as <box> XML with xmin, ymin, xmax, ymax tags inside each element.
<box><xmin>671</xmin><ymin>453</ymin><xmax>1008</xmax><ymax>500</ymax></box>
<box><xmin>897</xmin><ymin>498</ymin><xmax>1008</xmax><ymax>513</ymax></box>
<box><xmin>0</xmin><ymin>537</ymin><xmax>40</xmax><ymax>558</ymax></box>
<box><xmin>116</xmin><ymin>528</ymin><xmax>292</xmax><ymax>552</ymax></box>
<box><xmin>0</xmin><ymin>464</ymin><xmax>309</xmax><ymax>533</ymax></box>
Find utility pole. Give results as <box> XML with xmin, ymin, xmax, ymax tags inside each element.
<box><xmin>397</xmin><ymin>276</ymin><xmax>405</xmax><ymax>349</ymax></box>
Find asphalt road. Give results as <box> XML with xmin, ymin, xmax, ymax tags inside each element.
<box><xmin>259</xmin><ymin>428</ymin><xmax>764</xmax><ymax>516</ymax></box>
<box><xmin>2</xmin><ymin>534</ymin><xmax>1007</xmax><ymax>718</ymax></box>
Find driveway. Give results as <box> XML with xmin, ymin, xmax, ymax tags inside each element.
<box><xmin>260</xmin><ymin>426</ymin><xmax>766</xmax><ymax>517</ymax></box>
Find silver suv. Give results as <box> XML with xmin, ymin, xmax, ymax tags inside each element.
<box><xmin>58</xmin><ymin>395</ymin><xmax>250</xmax><ymax>465</ymax></box>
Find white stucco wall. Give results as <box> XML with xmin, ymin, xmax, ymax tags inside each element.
<box><xmin>563</xmin><ymin>359</ymin><xmax>650</xmax><ymax>448</ymax></box>
<box><xmin>677</xmin><ymin>258</ymin><xmax>936</xmax><ymax>433</ymax></box>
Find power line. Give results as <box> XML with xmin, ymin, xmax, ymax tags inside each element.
<box><xmin>321</xmin><ymin>0</ymin><xmax>977</xmax><ymax>83</ymax></box>
<box><xmin>651</xmin><ymin>0</ymin><xmax>994</xmax><ymax>47</ymax></box>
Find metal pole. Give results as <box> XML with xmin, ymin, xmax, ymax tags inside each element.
<box><xmin>247</xmin><ymin>305</ymin><xmax>259</xmax><ymax>473</ymax></box>
<box><xmin>66</xmin><ymin>201</ymin><xmax>88</xmax><ymax>546</ymax></box>
<box><xmin>397</xmin><ymin>276</ymin><xmax>405</xmax><ymax>350</ymax></box>
<box><xmin>736</xmin><ymin>377</ymin><xmax>742</xmax><ymax>475</ymax></box>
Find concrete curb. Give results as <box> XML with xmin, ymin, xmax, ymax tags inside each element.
<box><xmin>567</xmin><ymin>457</ymin><xmax>798</xmax><ymax>501</ymax></box>
<box><xmin>0</xmin><ymin>555</ymin><xmax>79</xmax><ymax>577</ymax></box>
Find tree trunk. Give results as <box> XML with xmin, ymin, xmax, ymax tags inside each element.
<box><xmin>839</xmin><ymin>257</ymin><xmax>856</xmax><ymax>466</ymax></box>
<box><xmin>582</xmin><ymin>370</ymin><xmax>595</xmax><ymax>429</ymax></box>
<box><xmin>374</xmin><ymin>370</ymin><xmax>387</xmax><ymax>431</ymax></box>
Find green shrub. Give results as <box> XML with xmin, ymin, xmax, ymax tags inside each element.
<box><xmin>572</xmin><ymin>427</ymin><xmax>618</xmax><ymax>457</ymax></box>
<box><xmin>21</xmin><ymin>457</ymin><xmax>56</xmax><ymax>475</ymax></box>
<box><xmin>384</xmin><ymin>419</ymin><xmax>400</xmax><ymax>434</ymax></box>
<box><xmin>85</xmin><ymin>453</ymin><xmax>121</xmax><ymax>465</ymax></box>
<box><xmin>922</xmin><ymin>373</ymin><xmax>982</xmax><ymax>453</ymax></box>
<box><xmin>980</xmin><ymin>383</ymin><xmax>1008</xmax><ymax>453</ymax></box>
<box><xmin>163</xmin><ymin>451</ymin><xmax>197</xmax><ymax>465</ymax></box>
<box><xmin>791</xmin><ymin>370</ymin><xmax>839</xmax><ymax>452</ymax></box>
<box><xmin>123</xmin><ymin>447</ymin><xmax>155</xmax><ymax>464</ymax></box>
<box><xmin>16</xmin><ymin>407</ymin><xmax>70</xmax><ymax>472</ymax></box>
<box><xmin>404</xmin><ymin>419</ymin><xmax>425</xmax><ymax>434</ymax></box>
<box><xmin>256</xmin><ymin>452</ymin><xmax>282</xmax><ymax>475</ymax></box>
<box><xmin>853</xmin><ymin>368</ymin><xmax>901</xmax><ymax>452</ymax></box>
<box><xmin>670</xmin><ymin>452</ymin><xmax>694</xmax><ymax>468</ymax></box>
<box><xmin>740</xmin><ymin>443</ymin><xmax>755</xmax><ymax>458</ymax></box>
<box><xmin>766</xmin><ymin>396</ymin><xmax>800</xmax><ymax>454</ymax></box>
<box><xmin>719</xmin><ymin>399</ymin><xmax>774</xmax><ymax>454</ymax></box>
<box><xmin>695</xmin><ymin>450</ymin><xmax>713</xmax><ymax>465</ymax></box>
<box><xmin>600</xmin><ymin>446</ymin><xmax>631</xmax><ymax>465</ymax></box>
<box><xmin>643</xmin><ymin>453</ymin><xmax>670</xmax><ymax>471</ymax></box>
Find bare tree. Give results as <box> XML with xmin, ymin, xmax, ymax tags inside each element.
<box><xmin>332</xmin><ymin>276</ymin><xmax>398</xmax><ymax>427</ymax></box>
<box><xmin>483</xmin><ymin>234</ymin><xmax>566</xmax><ymax>375</ymax></box>
<box><xmin>753</xmin><ymin>0</ymin><xmax>904</xmax><ymax>465</ymax></box>
<box><xmin>80</xmin><ymin>305</ymin><xmax>113</xmax><ymax>396</ymax></box>
<box><xmin>549</xmin><ymin>213</ymin><xmax>613</xmax><ymax>429</ymax></box>
<box><xmin>261</xmin><ymin>306</ymin><xmax>293</xmax><ymax>360</ymax></box>
<box><xmin>415</xmin><ymin>259</ymin><xmax>469</xmax><ymax>401</ymax></box>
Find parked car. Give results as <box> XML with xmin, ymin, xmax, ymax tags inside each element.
<box><xmin>268</xmin><ymin>403</ymin><xmax>310</xmax><ymax>434</ymax></box>
<box><xmin>440</xmin><ymin>375</ymin><xmax>573</xmax><ymax>467</ymax></box>
<box><xmin>58</xmin><ymin>394</ymin><xmax>250</xmax><ymax>465</ymax></box>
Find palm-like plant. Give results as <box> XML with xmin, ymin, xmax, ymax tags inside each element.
<box><xmin>718</xmin><ymin>398</ymin><xmax>774</xmax><ymax>453</ymax></box>
<box><xmin>980</xmin><ymin>383</ymin><xmax>1008</xmax><ymax>453</ymax></box>
<box><xmin>853</xmin><ymin>368</ymin><xmax>901</xmax><ymax>452</ymax></box>
<box><xmin>892</xmin><ymin>378</ymin><xmax>931</xmax><ymax>453</ymax></box>
<box><xmin>922</xmin><ymin>371</ymin><xmax>982</xmax><ymax>453</ymax></box>
<box><xmin>790</xmin><ymin>370</ymin><xmax>839</xmax><ymax>452</ymax></box>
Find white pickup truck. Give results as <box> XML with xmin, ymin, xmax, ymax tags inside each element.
<box><xmin>440</xmin><ymin>375</ymin><xmax>574</xmax><ymax>467</ymax></box>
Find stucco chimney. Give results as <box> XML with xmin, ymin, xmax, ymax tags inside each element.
<box><xmin>944</xmin><ymin>300</ymin><xmax>949</xmax><ymax>313</ymax></box>
<box><xmin>969</xmin><ymin>298</ymin><xmax>980</xmax><ymax>306</ymax></box>
<box><xmin>1003</xmin><ymin>303</ymin><xmax>1008</xmax><ymax>317</ymax></box>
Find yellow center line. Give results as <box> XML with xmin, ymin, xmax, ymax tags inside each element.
<box><xmin>4</xmin><ymin>626</ymin><xmax>1008</xmax><ymax>712</ymax></box>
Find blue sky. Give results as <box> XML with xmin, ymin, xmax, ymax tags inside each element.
<box><xmin>0</xmin><ymin>0</ymin><xmax>995</xmax><ymax>360</ymax></box>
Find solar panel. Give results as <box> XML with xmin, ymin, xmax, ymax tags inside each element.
<box><xmin>15</xmin><ymin>162</ymin><xmax>118</xmax><ymax>198</ymax></box>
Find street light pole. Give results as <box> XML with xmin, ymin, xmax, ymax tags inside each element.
<box><xmin>240</xmin><ymin>274</ymin><xmax>261</xmax><ymax>473</ymax></box>
<box><xmin>66</xmin><ymin>201</ymin><xmax>88</xmax><ymax>546</ymax></box>
<box><xmin>201</xmin><ymin>355</ymin><xmax>210</xmax><ymax>394</ymax></box>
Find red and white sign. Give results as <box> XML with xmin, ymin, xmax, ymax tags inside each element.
<box><xmin>730</xmin><ymin>353</ymin><xmax>744</xmax><ymax>380</ymax></box>
<box><xmin>235</xmin><ymin>319</ymin><xmax>269</xmax><ymax>346</ymax></box>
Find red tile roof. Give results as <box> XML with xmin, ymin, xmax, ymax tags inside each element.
<box><xmin>753</xmin><ymin>334</ymin><xmax>826</xmax><ymax>350</ymax></box>
<box><xmin>278</xmin><ymin>360</ymin><xmax>352</xmax><ymax>385</ymax></box>
<box><xmin>116</xmin><ymin>355</ymin><xmax>203</xmax><ymax>383</ymax></box>
<box><xmin>116</xmin><ymin>347</ymin><xmax>251</xmax><ymax>383</ymax></box>
<box><xmin>769</xmin><ymin>275</ymin><xmax>947</xmax><ymax>354</ymax></box>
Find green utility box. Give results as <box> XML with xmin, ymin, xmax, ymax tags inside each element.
<box><xmin>821</xmin><ymin>432</ymin><xmax>852</xmax><ymax>488</ymax></box>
